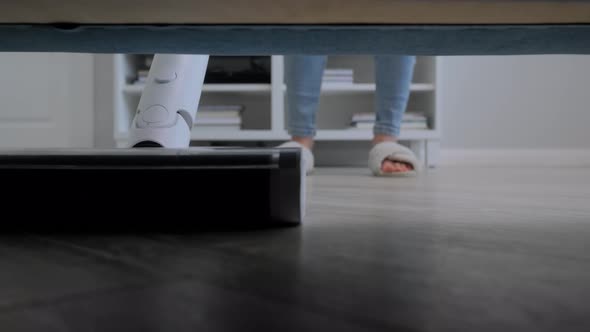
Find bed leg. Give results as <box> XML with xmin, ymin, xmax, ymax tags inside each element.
<box><xmin>128</xmin><ymin>54</ymin><xmax>209</xmax><ymax>148</ymax></box>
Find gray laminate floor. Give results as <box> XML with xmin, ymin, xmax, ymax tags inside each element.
<box><xmin>1</xmin><ymin>166</ymin><xmax>590</xmax><ymax>332</ymax></box>
<box><xmin>305</xmin><ymin>166</ymin><xmax>590</xmax><ymax>226</ymax></box>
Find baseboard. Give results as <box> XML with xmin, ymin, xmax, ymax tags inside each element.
<box><xmin>439</xmin><ymin>149</ymin><xmax>590</xmax><ymax>167</ymax></box>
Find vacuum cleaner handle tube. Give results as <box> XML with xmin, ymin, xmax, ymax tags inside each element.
<box><xmin>128</xmin><ymin>54</ymin><xmax>209</xmax><ymax>148</ymax></box>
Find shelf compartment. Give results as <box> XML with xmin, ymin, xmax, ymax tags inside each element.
<box><xmin>320</xmin><ymin>83</ymin><xmax>434</xmax><ymax>94</ymax></box>
<box><xmin>190</xmin><ymin>129</ymin><xmax>438</xmax><ymax>141</ymax></box>
<box><xmin>123</xmin><ymin>83</ymin><xmax>272</xmax><ymax>95</ymax></box>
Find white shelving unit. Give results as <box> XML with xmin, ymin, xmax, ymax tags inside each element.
<box><xmin>112</xmin><ymin>55</ymin><xmax>441</xmax><ymax>167</ymax></box>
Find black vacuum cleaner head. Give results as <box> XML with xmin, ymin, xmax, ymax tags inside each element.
<box><xmin>0</xmin><ymin>147</ymin><xmax>304</xmax><ymax>233</ymax></box>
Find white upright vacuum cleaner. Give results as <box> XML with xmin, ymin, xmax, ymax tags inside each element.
<box><xmin>128</xmin><ymin>54</ymin><xmax>209</xmax><ymax>149</ymax></box>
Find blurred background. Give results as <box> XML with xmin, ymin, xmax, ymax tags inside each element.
<box><xmin>2</xmin><ymin>53</ymin><xmax>589</xmax><ymax>168</ymax></box>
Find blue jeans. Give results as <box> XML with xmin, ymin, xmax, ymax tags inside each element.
<box><xmin>285</xmin><ymin>55</ymin><xmax>416</xmax><ymax>138</ymax></box>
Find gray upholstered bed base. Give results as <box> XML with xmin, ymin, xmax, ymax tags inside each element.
<box><xmin>1</xmin><ymin>24</ymin><xmax>589</xmax><ymax>55</ymax></box>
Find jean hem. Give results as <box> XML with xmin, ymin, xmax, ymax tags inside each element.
<box><xmin>373</xmin><ymin>125</ymin><xmax>400</xmax><ymax>138</ymax></box>
<box><xmin>287</xmin><ymin>128</ymin><xmax>316</xmax><ymax>138</ymax></box>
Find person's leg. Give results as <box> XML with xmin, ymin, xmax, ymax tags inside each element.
<box><xmin>372</xmin><ymin>55</ymin><xmax>417</xmax><ymax>173</ymax></box>
<box><xmin>284</xmin><ymin>55</ymin><xmax>327</xmax><ymax>150</ymax></box>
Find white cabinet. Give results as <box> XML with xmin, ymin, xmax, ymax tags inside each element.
<box><xmin>112</xmin><ymin>54</ymin><xmax>441</xmax><ymax>167</ymax></box>
<box><xmin>0</xmin><ymin>53</ymin><xmax>94</xmax><ymax>148</ymax></box>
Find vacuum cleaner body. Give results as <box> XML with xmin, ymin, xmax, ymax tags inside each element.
<box><xmin>0</xmin><ymin>147</ymin><xmax>304</xmax><ymax>232</ymax></box>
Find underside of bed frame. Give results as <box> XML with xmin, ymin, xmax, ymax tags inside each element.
<box><xmin>1</xmin><ymin>24</ymin><xmax>589</xmax><ymax>55</ymax></box>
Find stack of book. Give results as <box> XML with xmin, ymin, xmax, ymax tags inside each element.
<box><xmin>350</xmin><ymin>112</ymin><xmax>428</xmax><ymax>130</ymax></box>
<box><xmin>323</xmin><ymin>68</ymin><xmax>354</xmax><ymax>85</ymax></box>
<box><xmin>194</xmin><ymin>105</ymin><xmax>243</xmax><ymax>131</ymax></box>
<box><xmin>134</xmin><ymin>69</ymin><xmax>150</xmax><ymax>85</ymax></box>
<box><xmin>132</xmin><ymin>55</ymin><xmax>154</xmax><ymax>84</ymax></box>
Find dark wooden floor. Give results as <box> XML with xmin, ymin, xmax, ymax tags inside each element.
<box><xmin>2</xmin><ymin>167</ymin><xmax>590</xmax><ymax>332</ymax></box>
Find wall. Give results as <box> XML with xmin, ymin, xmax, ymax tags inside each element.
<box><xmin>93</xmin><ymin>54</ymin><xmax>116</xmax><ymax>148</ymax></box>
<box><xmin>439</xmin><ymin>54</ymin><xmax>590</xmax><ymax>149</ymax></box>
<box><xmin>436</xmin><ymin>54</ymin><xmax>590</xmax><ymax>166</ymax></box>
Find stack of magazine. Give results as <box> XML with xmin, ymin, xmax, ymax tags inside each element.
<box><xmin>323</xmin><ymin>68</ymin><xmax>354</xmax><ymax>85</ymax></box>
<box><xmin>194</xmin><ymin>105</ymin><xmax>244</xmax><ymax>131</ymax></box>
<box><xmin>350</xmin><ymin>112</ymin><xmax>428</xmax><ymax>130</ymax></box>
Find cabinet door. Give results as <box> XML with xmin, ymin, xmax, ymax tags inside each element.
<box><xmin>0</xmin><ymin>53</ymin><xmax>93</xmax><ymax>148</ymax></box>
